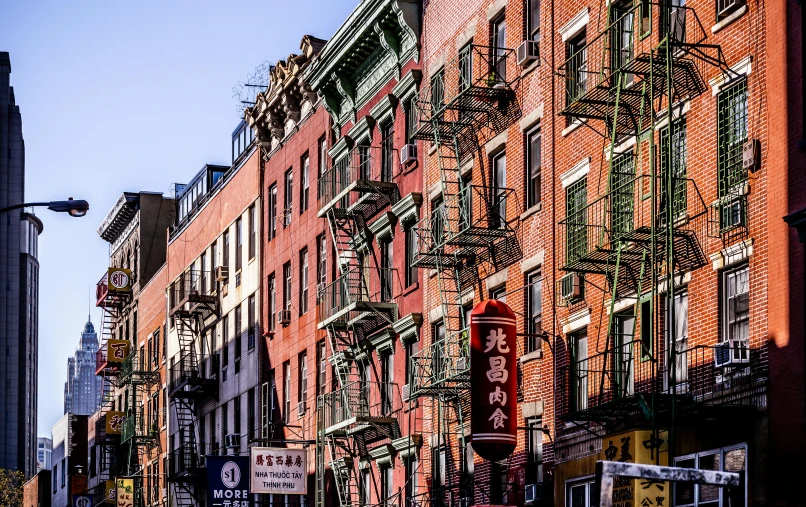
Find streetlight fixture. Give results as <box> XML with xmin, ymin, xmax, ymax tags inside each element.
<box><xmin>0</xmin><ymin>197</ymin><xmax>89</xmax><ymax>217</ymax></box>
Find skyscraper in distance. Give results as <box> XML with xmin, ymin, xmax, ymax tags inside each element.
<box><xmin>63</xmin><ymin>316</ymin><xmax>103</xmax><ymax>416</ymax></box>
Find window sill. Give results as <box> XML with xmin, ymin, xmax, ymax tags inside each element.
<box><xmin>519</xmin><ymin>350</ymin><xmax>543</xmax><ymax>364</ymax></box>
<box><xmin>520</xmin><ymin>59</ymin><xmax>541</xmax><ymax>79</ymax></box>
<box><xmin>561</xmin><ymin>119</ymin><xmax>586</xmax><ymax>137</ymax></box>
<box><xmin>520</xmin><ymin>203</ymin><xmax>542</xmax><ymax>220</ymax></box>
<box><xmin>711</xmin><ymin>5</ymin><xmax>747</xmax><ymax>34</ymax></box>
<box><xmin>428</xmin><ymin>268</ymin><xmax>438</xmax><ymax>279</ymax></box>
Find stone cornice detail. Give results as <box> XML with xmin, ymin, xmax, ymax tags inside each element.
<box><xmin>369</xmin><ymin>94</ymin><xmax>398</xmax><ymax>127</ymax></box>
<box><xmin>391</xmin><ymin>69</ymin><xmax>422</xmax><ymax>102</ymax></box>
<box><xmin>391</xmin><ymin>192</ymin><xmax>422</xmax><ymax>227</ymax></box>
<box><xmin>392</xmin><ymin>312</ymin><xmax>422</xmax><ymax>344</ymax></box>
<box><xmin>368</xmin><ymin>211</ymin><xmax>397</xmax><ymax>243</ymax></box>
<box><xmin>392</xmin><ymin>434</ymin><xmax>423</xmax><ymax>459</ymax></box>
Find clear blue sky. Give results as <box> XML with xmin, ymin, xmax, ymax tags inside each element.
<box><xmin>0</xmin><ymin>0</ymin><xmax>357</xmax><ymax>437</ymax></box>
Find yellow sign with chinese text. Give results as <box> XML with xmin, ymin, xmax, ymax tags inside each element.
<box><xmin>107</xmin><ymin>267</ymin><xmax>132</xmax><ymax>293</ymax></box>
<box><xmin>104</xmin><ymin>480</ymin><xmax>116</xmax><ymax>505</ymax></box>
<box><xmin>600</xmin><ymin>430</ymin><xmax>668</xmax><ymax>507</ymax></box>
<box><xmin>106</xmin><ymin>340</ymin><xmax>130</xmax><ymax>364</ymax></box>
<box><xmin>116</xmin><ymin>478</ymin><xmax>134</xmax><ymax>507</ymax></box>
<box><xmin>105</xmin><ymin>411</ymin><xmax>125</xmax><ymax>435</ymax></box>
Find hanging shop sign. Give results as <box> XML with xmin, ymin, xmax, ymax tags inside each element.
<box><xmin>104</xmin><ymin>480</ymin><xmax>116</xmax><ymax>505</ymax></box>
<box><xmin>599</xmin><ymin>430</ymin><xmax>669</xmax><ymax>507</ymax></box>
<box><xmin>207</xmin><ymin>456</ymin><xmax>251</xmax><ymax>507</ymax></box>
<box><xmin>73</xmin><ymin>495</ymin><xmax>93</xmax><ymax>507</ymax></box>
<box><xmin>470</xmin><ymin>299</ymin><xmax>518</xmax><ymax>462</ymax></box>
<box><xmin>107</xmin><ymin>267</ymin><xmax>132</xmax><ymax>293</ymax></box>
<box><xmin>250</xmin><ymin>447</ymin><xmax>307</xmax><ymax>495</ymax></box>
<box><xmin>106</xmin><ymin>340</ymin><xmax>130</xmax><ymax>364</ymax></box>
<box><xmin>105</xmin><ymin>411</ymin><xmax>125</xmax><ymax>435</ymax></box>
<box><xmin>116</xmin><ymin>478</ymin><xmax>134</xmax><ymax>507</ymax></box>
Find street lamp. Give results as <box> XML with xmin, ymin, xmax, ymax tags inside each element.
<box><xmin>0</xmin><ymin>197</ymin><xmax>89</xmax><ymax>217</ymax></box>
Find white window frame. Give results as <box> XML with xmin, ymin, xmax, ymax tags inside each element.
<box><xmin>673</xmin><ymin>443</ymin><xmax>748</xmax><ymax>507</ymax></box>
<box><xmin>565</xmin><ymin>476</ymin><xmax>595</xmax><ymax>507</ymax></box>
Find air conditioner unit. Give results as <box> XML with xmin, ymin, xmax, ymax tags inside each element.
<box><xmin>279</xmin><ymin>309</ymin><xmax>292</xmax><ymax>327</ymax></box>
<box><xmin>715</xmin><ymin>339</ymin><xmax>750</xmax><ymax>367</ymax></box>
<box><xmin>517</xmin><ymin>40</ymin><xmax>540</xmax><ymax>66</ymax></box>
<box><xmin>456</xmin><ymin>357</ymin><xmax>467</xmax><ymax>371</ymax></box>
<box><xmin>215</xmin><ymin>266</ymin><xmax>229</xmax><ymax>283</ymax></box>
<box><xmin>400</xmin><ymin>144</ymin><xmax>418</xmax><ymax>165</ymax></box>
<box><xmin>224</xmin><ymin>434</ymin><xmax>241</xmax><ymax>449</ymax></box>
<box><xmin>297</xmin><ymin>400</ymin><xmax>307</xmax><ymax>416</ymax></box>
<box><xmin>402</xmin><ymin>384</ymin><xmax>410</xmax><ymax>402</ymax></box>
<box><xmin>525</xmin><ymin>484</ymin><xmax>539</xmax><ymax>504</ymax></box>
<box><xmin>561</xmin><ymin>273</ymin><xmax>583</xmax><ymax>301</ymax></box>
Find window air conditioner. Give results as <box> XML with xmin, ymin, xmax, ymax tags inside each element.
<box><xmin>456</xmin><ymin>357</ymin><xmax>467</xmax><ymax>371</ymax></box>
<box><xmin>279</xmin><ymin>309</ymin><xmax>292</xmax><ymax>327</ymax></box>
<box><xmin>714</xmin><ymin>339</ymin><xmax>750</xmax><ymax>367</ymax></box>
<box><xmin>517</xmin><ymin>40</ymin><xmax>540</xmax><ymax>66</ymax></box>
<box><xmin>215</xmin><ymin>266</ymin><xmax>229</xmax><ymax>283</ymax></box>
<box><xmin>561</xmin><ymin>273</ymin><xmax>583</xmax><ymax>301</ymax></box>
<box><xmin>297</xmin><ymin>400</ymin><xmax>307</xmax><ymax>417</ymax></box>
<box><xmin>224</xmin><ymin>434</ymin><xmax>241</xmax><ymax>449</ymax></box>
<box><xmin>402</xmin><ymin>384</ymin><xmax>410</xmax><ymax>402</ymax></box>
<box><xmin>525</xmin><ymin>484</ymin><xmax>539</xmax><ymax>504</ymax></box>
<box><xmin>400</xmin><ymin>144</ymin><xmax>418</xmax><ymax>165</ymax></box>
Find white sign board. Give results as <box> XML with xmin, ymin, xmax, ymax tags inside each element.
<box><xmin>250</xmin><ymin>447</ymin><xmax>307</xmax><ymax>495</ymax></box>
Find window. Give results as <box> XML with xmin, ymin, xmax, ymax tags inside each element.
<box><xmin>316</xmin><ymin>340</ymin><xmax>328</xmax><ymax>397</ymax></box>
<box><xmin>566</xmin><ymin>477</ymin><xmax>595</xmax><ymax>507</ymax></box>
<box><xmin>716</xmin><ymin>0</ymin><xmax>745</xmax><ymax>21</ymax></box>
<box><xmin>571</xmin><ymin>332</ymin><xmax>588</xmax><ymax>411</ymax></box>
<box><xmin>526</xmin><ymin>127</ymin><xmax>541</xmax><ymax>208</ymax></box>
<box><xmin>527</xmin><ymin>417</ymin><xmax>543</xmax><ymax>484</ymax></box>
<box><xmin>491</xmin><ymin>286</ymin><xmax>507</xmax><ymax>302</ymax></box>
<box><xmin>235</xmin><ymin>217</ymin><xmax>243</xmax><ymax>272</ymax></box>
<box><xmin>248</xmin><ymin>294</ymin><xmax>256</xmax><ymax>349</ymax></box>
<box><xmin>223</xmin><ymin>231</ymin><xmax>230</xmax><ymax>273</ymax></box>
<box><xmin>405</xmin><ymin>458</ymin><xmax>418</xmax><ymax>505</ymax></box>
<box><xmin>283</xmin><ymin>361</ymin><xmax>291</xmax><ymax>424</ymax></box>
<box><xmin>52</xmin><ymin>463</ymin><xmax>57</xmax><ymax>492</ymax></box>
<box><xmin>674</xmin><ymin>444</ymin><xmax>747</xmax><ymax>507</ymax></box>
<box><xmin>247</xmin><ymin>388</ymin><xmax>255</xmax><ymax>442</ymax></box>
<box><xmin>431</xmin><ymin>197</ymin><xmax>445</xmax><ymax>245</ymax></box>
<box><xmin>432</xmin><ymin>446</ymin><xmax>447</xmax><ymax>488</ymax></box>
<box><xmin>381</xmin><ymin>350</ymin><xmax>394</xmax><ymax>415</ymax></box>
<box><xmin>283</xmin><ymin>262</ymin><xmax>292</xmax><ymax>312</ymax></box>
<box><xmin>527</xmin><ymin>0</ymin><xmax>541</xmax><ymax>42</ymax></box>
<box><xmin>666</xmin><ymin>291</ymin><xmax>689</xmax><ymax>388</ymax></box>
<box><xmin>267</xmin><ymin>274</ymin><xmax>276</xmax><ymax>332</ymax></box>
<box><xmin>360</xmin><ymin>469</ymin><xmax>372</xmax><ymax>506</ymax></box>
<box><xmin>404</xmin><ymin>98</ymin><xmax>415</xmax><ymax>144</ymax></box>
<box><xmin>431</xmin><ymin>69</ymin><xmax>445</xmax><ymax>111</ymax></box>
<box><xmin>234</xmin><ymin>394</ymin><xmax>242</xmax><ymax>439</ymax></box>
<box><xmin>717</xmin><ymin>79</ymin><xmax>748</xmax><ymax>230</ymax></box>
<box><xmin>566</xmin><ymin>178</ymin><xmax>588</xmax><ymax>264</ymax></box>
<box><xmin>221</xmin><ymin>314</ymin><xmax>230</xmax><ymax>371</ymax></box>
<box><xmin>610</xmin><ymin>2</ymin><xmax>635</xmax><ymax>79</ymax></box>
<box><xmin>405</xmin><ymin>226</ymin><xmax>418</xmax><ymax>287</ymax></box>
<box><xmin>211</xmin><ymin>241</ymin><xmax>218</xmax><ymax>290</ymax></box>
<box><xmin>317</xmin><ymin>234</ymin><xmax>328</xmax><ymax>291</ymax></box>
<box><xmin>613</xmin><ymin>312</ymin><xmax>635</xmax><ymax>396</ymax></box>
<box><xmin>660</xmin><ymin>117</ymin><xmax>688</xmax><ymax>221</ymax></box>
<box><xmin>268</xmin><ymin>184</ymin><xmax>277</xmax><ymax>240</ymax></box>
<box><xmin>566</xmin><ymin>30</ymin><xmax>587</xmax><ymax>106</ymax></box>
<box><xmin>381</xmin><ymin>465</ymin><xmax>394</xmax><ymax>506</ymax></box>
<box><xmin>432</xmin><ymin>322</ymin><xmax>446</xmax><ymax>379</ymax></box>
<box><xmin>222</xmin><ymin>402</ymin><xmax>229</xmax><ymax>454</ymax></box>
<box><xmin>248</xmin><ymin>205</ymin><xmax>256</xmax><ymax>260</ymax></box>
<box><xmin>492</xmin><ymin>151</ymin><xmax>507</xmax><ymax>228</ymax></box>
<box><xmin>298</xmin><ymin>352</ymin><xmax>308</xmax><ymax>413</ymax></box>
<box><xmin>283</xmin><ymin>168</ymin><xmax>294</xmax><ymax>227</ymax></box>
<box><xmin>234</xmin><ymin>304</ymin><xmax>242</xmax><ymax>372</ymax></box>
<box><xmin>491</xmin><ymin>15</ymin><xmax>507</xmax><ymax>81</ymax></box>
<box><xmin>300</xmin><ymin>248</ymin><xmax>309</xmax><ymax>314</ymax></box>
<box><xmin>299</xmin><ymin>154</ymin><xmax>310</xmax><ymax>212</ymax></box>
<box><xmin>722</xmin><ymin>265</ymin><xmax>749</xmax><ymax>346</ymax></box>
<box><xmin>459</xmin><ymin>43</ymin><xmax>472</xmax><ymax>92</ymax></box>
<box><xmin>318</xmin><ymin>135</ymin><xmax>328</xmax><ymax>184</ymax></box>
<box><xmin>380</xmin><ymin>239</ymin><xmax>393</xmax><ymax>302</ymax></box>
<box><xmin>526</xmin><ymin>271</ymin><xmax>542</xmax><ymax>353</ymax></box>
<box><xmin>201</xmin><ymin>252</ymin><xmax>208</xmax><ymax>294</ymax></box>
<box><xmin>381</xmin><ymin>123</ymin><xmax>394</xmax><ymax>182</ymax></box>
<box><xmin>610</xmin><ymin>151</ymin><xmax>636</xmax><ymax>239</ymax></box>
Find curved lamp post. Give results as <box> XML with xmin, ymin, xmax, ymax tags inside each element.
<box><xmin>0</xmin><ymin>197</ymin><xmax>89</xmax><ymax>217</ymax></box>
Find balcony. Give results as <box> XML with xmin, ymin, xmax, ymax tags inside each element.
<box><xmin>317</xmin><ymin>267</ymin><xmax>399</xmax><ymax>333</ymax></box>
<box><xmin>169</xmin><ymin>269</ymin><xmax>218</xmax><ymax>319</ymax></box>
<box><xmin>409</xmin><ymin>328</ymin><xmax>470</xmax><ymax>398</ymax></box>
<box><xmin>94</xmin><ymin>416</ymin><xmax>120</xmax><ymax>446</ymax></box>
<box><xmin>169</xmin><ymin>352</ymin><xmax>218</xmax><ymax>399</ymax></box>
<box><xmin>168</xmin><ymin>444</ymin><xmax>207</xmax><ymax>482</ymax></box>
<box><xmin>412</xmin><ymin>184</ymin><xmax>522</xmax><ymax>274</ymax></box>
<box><xmin>557</xmin><ymin>3</ymin><xmax>726</xmax><ymax>137</ymax></box>
<box><xmin>411</xmin><ymin>45</ymin><xmax>522</xmax><ymax>156</ymax></box>
<box><xmin>320</xmin><ymin>381</ymin><xmax>402</xmax><ymax>456</ymax></box>
<box><xmin>318</xmin><ymin>145</ymin><xmax>400</xmax><ymax>219</ymax></box>
<box><xmin>559</xmin><ymin>175</ymin><xmax>709</xmax><ymax>294</ymax></box>
<box><xmin>119</xmin><ymin>350</ymin><xmax>159</xmax><ymax>386</ymax></box>
<box><xmin>121</xmin><ymin>413</ymin><xmax>160</xmax><ymax>446</ymax></box>
<box><xmin>95</xmin><ymin>347</ymin><xmax>122</xmax><ymax>377</ymax></box>
<box><xmin>557</xmin><ymin>340</ymin><xmax>767</xmax><ymax>423</ymax></box>
<box><xmin>95</xmin><ymin>271</ymin><xmax>131</xmax><ymax>309</ymax></box>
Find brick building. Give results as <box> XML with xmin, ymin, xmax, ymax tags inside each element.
<box><xmin>164</xmin><ymin>133</ymin><xmax>262</xmax><ymax>506</ymax></box>
<box><xmin>24</xmin><ymin>469</ymin><xmax>52</xmax><ymax>507</ymax></box>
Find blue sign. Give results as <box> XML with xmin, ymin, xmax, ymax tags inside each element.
<box><xmin>207</xmin><ymin>456</ymin><xmax>251</xmax><ymax>507</ymax></box>
<box><xmin>73</xmin><ymin>495</ymin><xmax>93</xmax><ymax>507</ymax></box>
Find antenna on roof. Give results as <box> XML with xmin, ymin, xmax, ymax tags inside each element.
<box><xmin>232</xmin><ymin>61</ymin><xmax>273</xmax><ymax>119</ymax></box>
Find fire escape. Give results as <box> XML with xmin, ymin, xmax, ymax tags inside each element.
<box><xmin>314</xmin><ymin>144</ymin><xmax>404</xmax><ymax>507</ymax></box>
<box><xmin>167</xmin><ymin>269</ymin><xmax>219</xmax><ymax>507</ymax></box>
<box><xmin>408</xmin><ymin>44</ymin><xmax>523</xmax><ymax>506</ymax></box>
<box><xmin>553</xmin><ymin>1</ymin><xmax>765</xmax><ymax>453</ymax></box>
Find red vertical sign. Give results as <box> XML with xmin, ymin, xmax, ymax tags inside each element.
<box><xmin>470</xmin><ymin>299</ymin><xmax>518</xmax><ymax>462</ymax></box>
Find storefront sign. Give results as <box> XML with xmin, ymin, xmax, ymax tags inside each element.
<box><xmin>116</xmin><ymin>478</ymin><xmax>134</xmax><ymax>507</ymax></box>
<box><xmin>207</xmin><ymin>456</ymin><xmax>251</xmax><ymax>507</ymax></box>
<box><xmin>599</xmin><ymin>430</ymin><xmax>668</xmax><ymax>507</ymax></box>
<box><xmin>105</xmin><ymin>411</ymin><xmax>125</xmax><ymax>435</ymax></box>
<box><xmin>470</xmin><ymin>300</ymin><xmax>518</xmax><ymax>462</ymax></box>
<box><xmin>106</xmin><ymin>340</ymin><xmax>130</xmax><ymax>364</ymax></box>
<box><xmin>104</xmin><ymin>480</ymin><xmax>116</xmax><ymax>504</ymax></box>
<box><xmin>250</xmin><ymin>447</ymin><xmax>307</xmax><ymax>494</ymax></box>
<box><xmin>107</xmin><ymin>267</ymin><xmax>132</xmax><ymax>293</ymax></box>
<box><xmin>73</xmin><ymin>495</ymin><xmax>93</xmax><ymax>507</ymax></box>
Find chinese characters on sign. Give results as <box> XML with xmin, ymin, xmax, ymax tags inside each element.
<box><xmin>250</xmin><ymin>447</ymin><xmax>307</xmax><ymax>495</ymax></box>
<box><xmin>104</xmin><ymin>480</ymin><xmax>116</xmax><ymax>505</ymax></box>
<box><xmin>105</xmin><ymin>411</ymin><xmax>125</xmax><ymax>435</ymax></box>
<box><xmin>470</xmin><ymin>300</ymin><xmax>518</xmax><ymax>462</ymax></box>
<box><xmin>106</xmin><ymin>340</ymin><xmax>130</xmax><ymax>365</ymax></box>
<box><xmin>116</xmin><ymin>478</ymin><xmax>134</xmax><ymax>507</ymax></box>
<box><xmin>107</xmin><ymin>267</ymin><xmax>132</xmax><ymax>292</ymax></box>
<box><xmin>600</xmin><ymin>430</ymin><xmax>669</xmax><ymax>507</ymax></box>
<box><xmin>207</xmin><ymin>456</ymin><xmax>251</xmax><ymax>507</ymax></box>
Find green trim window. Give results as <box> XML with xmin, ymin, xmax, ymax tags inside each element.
<box><xmin>565</xmin><ymin>30</ymin><xmax>587</xmax><ymax>106</ymax></box>
<box><xmin>660</xmin><ymin>117</ymin><xmax>688</xmax><ymax>222</ymax></box>
<box><xmin>431</xmin><ymin>69</ymin><xmax>445</xmax><ymax>112</ymax></box>
<box><xmin>717</xmin><ymin>79</ymin><xmax>748</xmax><ymax>230</ymax></box>
<box><xmin>566</xmin><ymin>178</ymin><xmax>588</xmax><ymax>264</ymax></box>
<box><xmin>610</xmin><ymin>151</ymin><xmax>636</xmax><ymax>240</ymax></box>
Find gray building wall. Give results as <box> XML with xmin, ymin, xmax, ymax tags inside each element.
<box><xmin>63</xmin><ymin>319</ymin><xmax>103</xmax><ymax>416</ymax></box>
<box><xmin>0</xmin><ymin>51</ymin><xmax>38</xmax><ymax>478</ymax></box>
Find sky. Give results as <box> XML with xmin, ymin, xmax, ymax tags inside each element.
<box><xmin>0</xmin><ymin>0</ymin><xmax>357</xmax><ymax>437</ymax></box>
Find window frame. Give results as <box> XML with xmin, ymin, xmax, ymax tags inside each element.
<box><xmin>527</xmin><ymin>0</ymin><xmax>541</xmax><ymax>42</ymax></box>
<box><xmin>235</xmin><ymin>217</ymin><xmax>243</xmax><ymax>272</ymax></box>
<box><xmin>268</xmin><ymin>183</ymin><xmax>278</xmax><ymax>240</ymax></box>
<box><xmin>526</xmin><ymin>126</ymin><xmax>542</xmax><ymax>208</ymax></box>
<box><xmin>301</xmin><ymin>153</ymin><xmax>310</xmax><ymax>212</ymax></box>
<box><xmin>248</xmin><ymin>204</ymin><xmax>256</xmax><ymax>260</ymax></box>
<box><xmin>565</xmin><ymin>476</ymin><xmax>595</xmax><ymax>507</ymax></box>
<box><xmin>283</xmin><ymin>262</ymin><xmax>292</xmax><ymax>312</ymax></box>
<box><xmin>267</xmin><ymin>273</ymin><xmax>276</xmax><ymax>332</ymax></box>
<box><xmin>673</xmin><ymin>443</ymin><xmax>748</xmax><ymax>507</ymax></box>
<box><xmin>247</xmin><ymin>294</ymin><xmax>256</xmax><ymax>350</ymax></box>
<box><xmin>525</xmin><ymin>270</ymin><xmax>542</xmax><ymax>353</ymax></box>
<box><xmin>284</xmin><ymin>169</ymin><xmax>293</xmax><ymax>227</ymax></box>
<box><xmin>721</xmin><ymin>264</ymin><xmax>749</xmax><ymax>344</ymax></box>
<box><xmin>300</xmin><ymin>248</ymin><xmax>309</xmax><ymax>314</ymax></box>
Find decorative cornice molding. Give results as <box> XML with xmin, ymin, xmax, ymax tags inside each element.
<box><xmin>391</xmin><ymin>69</ymin><xmax>422</xmax><ymax>102</ymax></box>
<box><xmin>391</xmin><ymin>192</ymin><xmax>422</xmax><ymax>227</ymax></box>
<box><xmin>393</xmin><ymin>312</ymin><xmax>423</xmax><ymax>344</ymax></box>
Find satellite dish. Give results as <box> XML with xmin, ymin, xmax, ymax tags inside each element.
<box><xmin>232</xmin><ymin>61</ymin><xmax>273</xmax><ymax>118</ymax></box>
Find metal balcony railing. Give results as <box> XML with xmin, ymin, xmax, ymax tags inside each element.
<box><xmin>557</xmin><ymin>339</ymin><xmax>767</xmax><ymax>421</ymax></box>
<box><xmin>317</xmin><ymin>267</ymin><xmax>400</xmax><ymax>325</ymax></box>
<box><xmin>95</xmin><ymin>271</ymin><xmax>131</xmax><ymax>309</ymax></box>
<box><xmin>169</xmin><ymin>352</ymin><xmax>217</xmax><ymax>397</ymax></box>
<box><xmin>409</xmin><ymin>328</ymin><xmax>470</xmax><ymax>397</ymax></box>
<box><xmin>169</xmin><ymin>269</ymin><xmax>217</xmax><ymax>315</ymax></box>
<box><xmin>120</xmin><ymin>351</ymin><xmax>159</xmax><ymax>384</ymax></box>
<box><xmin>318</xmin><ymin>145</ymin><xmax>399</xmax><ymax>215</ymax></box>
<box><xmin>320</xmin><ymin>381</ymin><xmax>402</xmax><ymax>432</ymax></box>
<box><xmin>168</xmin><ymin>444</ymin><xmax>208</xmax><ymax>480</ymax></box>
<box><xmin>121</xmin><ymin>413</ymin><xmax>160</xmax><ymax>444</ymax></box>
